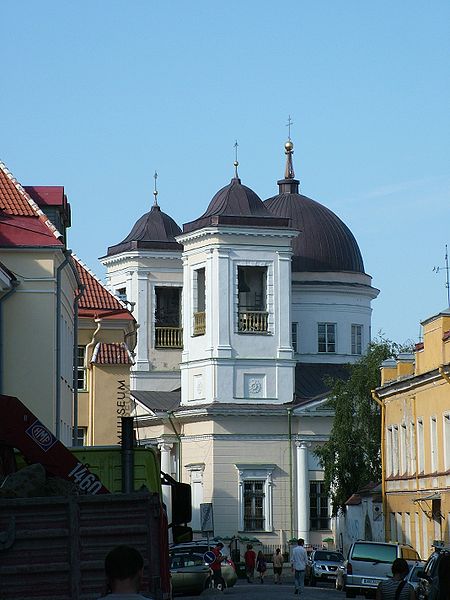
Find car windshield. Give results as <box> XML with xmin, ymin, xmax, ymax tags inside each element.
<box><xmin>351</xmin><ymin>543</ymin><xmax>397</xmax><ymax>564</ymax></box>
<box><xmin>314</xmin><ymin>552</ymin><xmax>344</xmax><ymax>562</ymax></box>
<box><xmin>409</xmin><ymin>566</ymin><xmax>422</xmax><ymax>582</ymax></box>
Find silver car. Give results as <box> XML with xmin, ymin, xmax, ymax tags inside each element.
<box><xmin>306</xmin><ymin>550</ymin><xmax>345</xmax><ymax>586</ymax></box>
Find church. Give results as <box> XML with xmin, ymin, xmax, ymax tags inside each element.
<box><xmin>100</xmin><ymin>138</ymin><xmax>379</xmax><ymax>550</ymax></box>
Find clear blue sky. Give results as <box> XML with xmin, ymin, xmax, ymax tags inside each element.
<box><xmin>1</xmin><ymin>1</ymin><xmax>449</xmax><ymax>344</ymax></box>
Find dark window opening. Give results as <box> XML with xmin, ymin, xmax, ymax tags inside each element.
<box><xmin>310</xmin><ymin>481</ymin><xmax>330</xmax><ymax>530</ymax></box>
<box><xmin>238</xmin><ymin>266</ymin><xmax>268</xmax><ymax>333</ymax></box>
<box><xmin>244</xmin><ymin>480</ymin><xmax>265</xmax><ymax>531</ymax></box>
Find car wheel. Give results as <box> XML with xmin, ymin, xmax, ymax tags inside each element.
<box><xmin>345</xmin><ymin>590</ymin><xmax>356</xmax><ymax>598</ymax></box>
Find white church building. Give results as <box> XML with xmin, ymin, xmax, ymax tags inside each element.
<box><xmin>101</xmin><ymin>140</ymin><xmax>379</xmax><ymax>549</ymax></box>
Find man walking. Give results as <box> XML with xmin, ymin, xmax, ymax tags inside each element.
<box><xmin>291</xmin><ymin>538</ymin><xmax>308</xmax><ymax>596</ymax></box>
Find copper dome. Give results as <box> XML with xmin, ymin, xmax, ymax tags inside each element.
<box><xmin>107</xmin><ymin>205</ymin><xmax>182</xmax><ymax>256</ymax></box>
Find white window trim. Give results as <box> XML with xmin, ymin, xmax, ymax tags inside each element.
<box><xmin>443</xmin><ymin>413</ymin><xmax>450</xmax><ymax>471</ymax></box>
<box><xmin>235</xmin><ymin>464</ymin><xmax>275</xmax><ymax>533</ymax></box>
<box><xmin>318</xmin><ymin>322</ymin><xmax>337</xmax><ymax>353</ymax></box>
<box><xmin>351</xmin><ymin>324</ymin><xmax>363</xmax><ymax>355</ymax></box>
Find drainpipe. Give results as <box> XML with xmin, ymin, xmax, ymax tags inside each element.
<box><xmin>85</xmin><ymin>318</ymin><xmax>102</xmax><ymax>445</ymax></box>
<box><xmin>56</xmin><ymin>250</ymin><xmax>73</xmax><ymax>439</ymax></box>
<box><xmin>168</xmin><ymin>411</ymin><xmax>182</xmax><ymax>480</ymax></box>
<box><xmin>288</xmin><ymin>407</ymin><xmax>294</xmax><ymax>539</ymax></box>
<box><xmin>371</xmin><ymin>390</ymin><xmax>386</xmax><ymax>541</ymax></box>
<box><xmin>0</xmin><ymin>282</ymin><xmax>19</xmax><ymax>393</ymax></box>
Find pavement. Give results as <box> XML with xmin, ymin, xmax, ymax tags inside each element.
<box><xmin>180</xmin><ymin>579</ymin><xmax>344</xmax><ymax>600</ymax></box>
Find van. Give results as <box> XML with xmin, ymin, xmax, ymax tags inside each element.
<box><xmin>343</xmin><ymin>541</ymin><xmax>421</xmax><ymax>598</ymax></box>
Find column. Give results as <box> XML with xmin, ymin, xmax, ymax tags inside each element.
<box><xmin>159</xmin><ymin>442</ymin><xmax>173</xmax><ymax>522</ymax></box>
<box><xmin>296</xmin><ymin>441</ymin><xmax>310</xmax><ymax>542</ymax></box>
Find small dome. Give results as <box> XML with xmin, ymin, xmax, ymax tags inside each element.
<box><xmin>265</xmin><ymin>192</ymin><xmax>364</xmax><ymax>272</ymax></box>
<box><xmin>107</xmin><ymin>205</ymin><xmax>182</xmax><ymax>256</ymax></box>
<box><xmin>183</xmin><ymin>177</ymin><xmax>289</xmax><ymax>233</ymax></box>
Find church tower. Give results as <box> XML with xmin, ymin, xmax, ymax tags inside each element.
<box><xmin>177</xmin><ymin>160</ymin><xmax>298</xmax><ymax>405</ymax></box>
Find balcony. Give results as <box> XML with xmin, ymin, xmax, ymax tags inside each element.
<box><xmin>155</xmin><ymin>327</ymin><xmax>183</xmax><ymax>349</ymax></box>
<box><xmin>193</xmin><ymin>311</ymin><xmax>206</xmax><ymax>336</ymax></box>
<box><xmin>238</xmin><ymin>311</ymin><xmax>268</xmax><ymax>333</ymax></box>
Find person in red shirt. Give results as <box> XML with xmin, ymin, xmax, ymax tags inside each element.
<box><xmin>211</xmin><ymin>542</ymin><xmax>225</xmax><ymax>589</ymax></box>
<box><xmin>244</xmin><ymin>544</ymin><xmax>256</xmax><ymax>583</ymax></box>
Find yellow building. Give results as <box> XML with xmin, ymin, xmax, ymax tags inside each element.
<box><xmin>376</xmin><ymin>309</ymin><xmax>450</xmax><ymax>559</ymax></box>
<box><xmin>74</xmin><ymin>257</ymin><xmax>137</xmax><ymax>446</ymax></box>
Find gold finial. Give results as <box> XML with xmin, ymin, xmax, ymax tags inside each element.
<box><xmin>153</xmin><ymin>170</ymin><xmax>159</xmax><ymax>206</ymax></box>
<box><xmin>284</xmin><ymin>117</ymin><xmax>295</xmax><ymax>179</ymax></box>
<box><xmin>233</xmin><ymin>140</ymin><xmax>239</xmax><ymax>178</ymax></box>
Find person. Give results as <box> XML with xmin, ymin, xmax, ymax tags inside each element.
<box><xmin>244</xmin><ymin>544</ymin><xmax>256</xmax><ymax>583</ymax></box>
<box><xmin>429</xmin><ymin>553</ymin><xmax>450</xmax><ymax>600</ymax></box>
<box><xmin>291</xmin><ymin>538</ymin><xmax>308</xmax><ymax>596</ymax></box>
<box><xmin>256</xmin><ymin>550</ymin><xmax>267</xmax><ymax>583</ymax></box>
<box><xmin>272</xmin><ymin>548</ymin><xmax>284</xmax><ymax>584</ymax></box>
<box><xmin>375</xmin><ymin>558</ymin><xmax>415</xmax><ymax>600</ymax></box>
<box><xmin>210</xmin><ymin>541</ymin><xmax>225</xmax><ymax>589</ymax></box>
<box><xmin>101</xmin><ymin>545</ymin><xmax>149</xmax><ymax>599</ymax></box>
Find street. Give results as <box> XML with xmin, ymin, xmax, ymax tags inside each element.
<box><xmin>179</xmin><ymin>579</ymin><xmax>344</xmax><ymax>600</ymax></box>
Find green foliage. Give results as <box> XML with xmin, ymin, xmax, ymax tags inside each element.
<box><xmin>314</xmin><ymin>338</ymin><xmax>407</xmax><ymax>516</ymax></box>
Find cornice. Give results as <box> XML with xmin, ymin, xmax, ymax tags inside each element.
<box><xmin>177</xmin><ymin>226</ymin><xmax>298</xmax><ymax>245</ymax></box>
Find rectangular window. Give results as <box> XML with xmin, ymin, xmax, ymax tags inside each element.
<box><xmin>292</xmin><ymin>322</ymin><xmax>298</xmax><ymax>353</ymax></box>
<box><xmin>386</xmin><ymin>426</ymin><xmax>393</xmax><ymax>477</ymax></box>
<box><xmin>310</xmin><ymin>481</ymin><xmax>330</xmax><ymax>530</ymax></box>
<box><xmin>351</xmin><ymin>324</ymin><xmax>363</xmax><ymax>355</ymax></box>
<box><xmin>72</xmin><ymin>426</ymin><xmax>86</xmax><ymax>446</ymax></box>
<box><xmin>409</xmin><ymin>422</ymin><xmax>416</xmax><ymax>475</ymax></box>
<box><xmin>155</xmin><ymin>287</ymin><xmax>182</xmax><ymax>348</ymax></box>
<box><xmin>401</xmin><ymin>424</ymin><xmax>407</xmax><ymax>475</ymax></box>
<box><xmin>116</xmin><ymin>287</ymin><xmax>127</xmax><ymax>302</ymax></box>
<box><xmin>318</xmin><ymin>323</ymin><xmax>336</xmax><ymax>353</ymax></box>
<box><xmin>444</xmin><ymin>414</ymin><xmax>450</xmax><ymax>471</ymax></box>
<box><xmin>243</xmin><ymin>480</ymin><xmax>265</xmax><ymax>531</ymax></box>
<box><xmin>77</xmin><ymin>346</ymin><xmax>87</xmax><ymax>391</ymax></box>
<box><xmin>392</xmin><ymin>426</ymin><xmax>399</xmax><ymax>475</ymax></box>
<box><xmin>238</xmin><ymin>266</ymin><xmax>268</xmax><ymax>333</ymax></box>
<box><xmin>417</xmin><ymin>419</ymin><xmax>424</xmax><ymax>474</ymax></box>
<box><xmin>431</xmin><ymin>416</ymin><xmax>438</xmax><ymax>472</ymax></box>
<box><xmin>193</xmin><ymin>268</ymin><xmax>206</xmax><ymax>336</ymax></box>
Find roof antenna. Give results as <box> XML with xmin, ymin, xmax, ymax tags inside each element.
<box><xmin>233</xmin><ymin>140</ymin><xmax>239</xmax><ymax>179</ymax></box>
<box><xmin>284</xmin><ymin>115</ymin><xmax>295</xmax><ymax>179</ymax></box>
<box><xmin>153</xmin><ymin>170</ymin><xmax>159</xmax><ymax>208</ymax></box>
<box><xmin>432</xmin><ymin>244</ymin><xmax>450</xmax><ymax>307</ymax></box>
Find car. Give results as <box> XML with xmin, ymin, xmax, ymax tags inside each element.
<box><xmin>170</xmin><ymin>546</ymin><xmax>237</xmax><ymax>595</ymax></box>
<box><xmin>306</xmin><ymin>550</ymin><xmax>345</xmax><ymax>586</ymax></box>
<box><xmin>404</xmin><ymin>561</ymin><xmax>426</xmax><ymax>593</ymax></box>
<box><xmin>341</xmin><ymin>541</ymin><xmax>421</xmax><ymax>598</ymax></box>
<box><xmin>416</xmin><ymin>541</ymin><xmax>450</xmax><ymax>600</ymax></box>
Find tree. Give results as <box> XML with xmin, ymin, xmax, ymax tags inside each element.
<box><xmin>314</xmin><ymin>339</ymin><xmax>406</xmax><ymax>515</ymax></box>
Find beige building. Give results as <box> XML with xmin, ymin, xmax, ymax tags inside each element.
<box><xmin>376</xmin><ymin>309</ymin><xmax>450</xmax><ymax>558</ymax></box>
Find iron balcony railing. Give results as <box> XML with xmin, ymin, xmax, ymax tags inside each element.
<box><xmin>193</xmin><ymin>311</ymin><xmax>206</xmax><ymax>336</ymax></box>
<box><xmin>238</xmin><ymin>310</ymin><xmax>268</xmax><ymax>333</ymax></box>
<box><xmin>155</xmin><ymin>326</ymin><xmax>183</xmax><ymax>349</ymax></box>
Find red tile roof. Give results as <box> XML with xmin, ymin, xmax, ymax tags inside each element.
<box><xmin>0</xmin><ymin>162</ymin><xmax>63</xmax><ymax>247</ymax></box>
<box><xmin>91</xmin><ymin>342</ymin><xmax>133</xmax><ymax>365</ymax></box>
<box><xmin>73</xmin><ymin>256</ymin><xmax>134</xmax><ymax>320</ymax></box>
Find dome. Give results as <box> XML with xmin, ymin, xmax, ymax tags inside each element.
<box><xmin>264</xmin><ymin>140</ymin><xmax>365</xmax><ymax>273</ymax></box>
<box><xmin>183</xmin><ymin>177</ymin><xmax>289</xmax><ymax>233</ymax></box>
<box><xmin>107</xmin><ymin>204</ymin><xmax>182</xmax><ymax>256</ymax></box>
<box><xmin>265</xmin><ymin>191</ymin><xmax>364</xmax><ymax>272</ymax></box>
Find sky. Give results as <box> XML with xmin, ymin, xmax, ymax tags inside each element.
<box><xmin>1</xmin><ymin>1</ymin><xmax>449</xmax><ymax>345</ymax></box>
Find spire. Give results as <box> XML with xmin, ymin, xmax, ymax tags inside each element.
<box><xmin>233</xmin><ymin>140</ymin><xmax>240</xmax><ymax>180</ymax></box>
<box><xmin>277</xmin><ymin>116</ymin><xmax>300</xmax><ymax>194</ymax></box>
<box><xmin>152</xmin><ymin>170</ymin><xmax>160</xmax><ymax>210</ymax></box>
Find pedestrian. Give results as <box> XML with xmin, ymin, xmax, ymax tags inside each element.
<box><xmin>244</xmin><ymin>544</ymin><xmax>256</xmax><ymax>583</ymax></box>
<box><xmin>375</xmin><ymin>558</ymin><xmax>415</xmax><ymax>600</ymax></box>
<box><xmin>100</xmin><ymin>545</ymin><xmax>149</xmax><ymax>599</ymax></box>
<box><xmin>291</xmin><ymin>538</ymin><xmax>308</xmax><ymax>596</ymax></box>
<box><xmin>428</xmin><ymin>553</ymin><xmax>450</xmax><ymax>600</ymax></box>
<box><xmin>210</xmin><ymin>541</ymin><xmax>226</xmax><ymax>590</ymax></box>
<box><xmin>272</xmin><ymin>548</ymin><xmax>284</xmax><ymax>584</ymax></box>
<box><xmin>256</xmin><ymin>550</ymin><xmax>267</xmax><ymax>583</ymax></box>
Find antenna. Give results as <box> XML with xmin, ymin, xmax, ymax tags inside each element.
<box><xmin>432</xmin><ymin>244</ymin><xmax>450</xmax><ymax>307</ymax></box>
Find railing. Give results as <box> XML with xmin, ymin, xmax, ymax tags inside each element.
<box><xmin>155</xmin><ymin>327</ymin><xmax>183</xmax><ymax>348</ymax></box>
<box><xmin>193</xmin><ymin>312</ymin><xmax>206</xmax><ymax>336</ymax></box>
<box><xmin>238</xmin><ymin>311</ymin><xmax>268</xmax><ymax>333</ymax></box>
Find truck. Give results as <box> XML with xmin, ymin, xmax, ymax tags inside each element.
<box><xmin>0</xmin><ymin>393</ymin><xmax>192</xmax><ymax>600</ymax></box>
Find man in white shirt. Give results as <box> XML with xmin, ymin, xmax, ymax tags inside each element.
<box><xmin>291</xmin><ymin>538</ymin><xmax>308</xmax><ymax>596</ymax></box>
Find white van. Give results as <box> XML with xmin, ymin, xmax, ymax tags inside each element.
<box><xmin>343</xmin><ymin>541</ymin><xmax>420</xmax><ymax>598</ymax></box>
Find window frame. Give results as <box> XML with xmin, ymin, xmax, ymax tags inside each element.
<box><xmin>351</xmin><ymin>324</ymin><xmax>363</xmax><ymax>355</ymax></box>
<box><xmin>77</xmin><ymin>345</ymin><xmax>87</xmax><ymax>391</ymax></box>
<box><xmin>318</xmin><ymin>322</ymin><xmax>336</xmax><ymax>353</ymax></box>
<box><xmin>235</xmin><ymin>464</ymin><xmax>274</xmax><ymax>533</ymax></box>
<box><xmin>309</xmin><ymin>480</ymin><xmax>331</xmax><ymax>531</ymax></box>
<box><xmin>291</xmin><ymin>322</ymin><xmax>298</xmax><ymax>353</ymax></box>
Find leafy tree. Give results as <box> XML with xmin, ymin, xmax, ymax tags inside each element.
<box><xmin>315</xmin><ymin>338</ymin><xmax>407</xmax><ymax>515</ymax></box>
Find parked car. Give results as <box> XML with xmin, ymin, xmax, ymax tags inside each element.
<box><xmin>417</xmin><ymin>542</ymin><xmax>450</xmax><ymax>600</ymax></box>
<box><xmin>170</xmin><ymin>545</ymin><xmax>237</xmax><ymax>594</ymax></box>
<box><xmin>306</xmin><ymin>550</ymin><xmax>345</xmax><ymax>586</ymax></box>
<box><xmin>404</xmin><ymin>561</ymin><xmax>426</xmax><ymax>593</ymax></box>
<box><xmin>340</xmin><ymin>541</ymin><xmax>421</xmax><ymax>598</ymax></box>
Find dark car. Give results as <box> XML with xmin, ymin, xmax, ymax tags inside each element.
<box><xmin>306</xmin><ymin>550</ymin><xmax>345</xmax><ymax>586</ymax></box>
<box><xmin>417</xmin><ymin>542</ymin><xmax>450</xmax><ymax>600</ymax></box>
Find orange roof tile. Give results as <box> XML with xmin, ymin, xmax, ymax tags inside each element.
<box><xmin>91</xmin><ymin>342</ymin><xmax>133</xmax><ymax>365</ymax></box>
<box><xmin>73</xmin><ymin>256</ymin><xmax>134</xmax><ymax>318</ymax></box>
<box><xmin>0</xmin><ymin>162</ymin><xmax>63</xmax><ymax>240</ymax></box>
